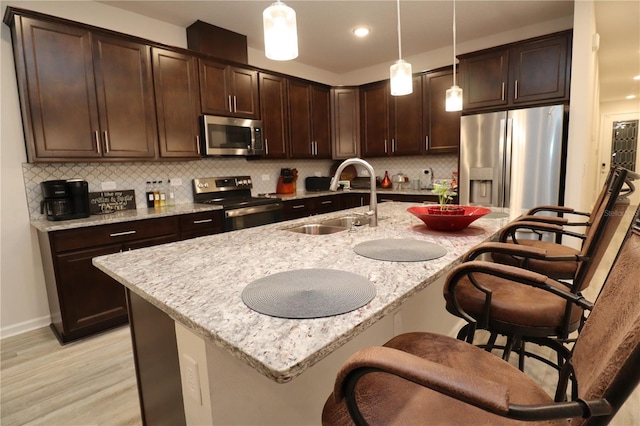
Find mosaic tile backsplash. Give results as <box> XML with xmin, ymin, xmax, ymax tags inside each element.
<box><xmin>23</xmin><ymin>155</ymin><xmax>457</xmax><ymax>220</ymax></box>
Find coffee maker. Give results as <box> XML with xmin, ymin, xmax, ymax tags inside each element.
<box><xmin>40</xmin><ymin>179</ymin><xmax>91</xmax><ymax>221</ymax></box>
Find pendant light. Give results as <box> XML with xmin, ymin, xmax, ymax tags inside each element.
<box><xmin>263</xmin><ymin>0</ymin><xmax>298</xmax><ymax>61</ymax></box>
<box><xmin>390</xmin><ymin>0</ymin><xmax>412</xmax><ymax>96</ymax></box>
<box><xmin>445</xmin><ymin>0</ymin><xmax>463</xmax><ymax>111</ymax></box>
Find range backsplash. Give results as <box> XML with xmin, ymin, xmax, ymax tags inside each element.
<box><xmin>23</xmin><ymin>155</ymin><xmax>457</xmax><ymax>220</ymax></box>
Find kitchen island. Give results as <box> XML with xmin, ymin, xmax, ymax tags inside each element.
<box><xmin>93</xmin><ymin>202</ymin><xmax>513</xmax><ymax>425</ymax></box>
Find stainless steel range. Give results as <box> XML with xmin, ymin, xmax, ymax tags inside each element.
<box><xmin>193</xmin><ymin>176</ymin><xmax>283</xmax><ymax>231</ymax></box>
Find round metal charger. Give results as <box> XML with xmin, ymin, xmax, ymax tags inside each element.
<box><xmin>242</xmin><ymin>269</ymin><xmax>376</xmax><ymax>319</ymax></box>
<box><xmin>354</xmin><ymin>238</ymin><xmax>447</xmax><ymax>262</ymax></box>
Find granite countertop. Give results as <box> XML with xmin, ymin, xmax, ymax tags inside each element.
<box><xmin>93</xmin><ymin>202</ymin><xmax>514</xmax><ymax>383</ymax></box>
<box><xmin>30</xmin><ymin>203</ymin><xmax>223</xmax><ymax>232</ymax></box>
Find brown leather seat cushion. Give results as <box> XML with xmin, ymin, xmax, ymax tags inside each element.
<box><xmin>322</xmin><ymin>332</ymin><xmax>564</xmax><ymax>425</ymax></box>
<box><xmin>445</xmin><ymin>272</ymin><xmax>583</xmax><ymax>330</ymax></box>
<box><xmin>491</xmin><ymin>240</ymin><xmax>580</xmax><ymax>280</ymax></box>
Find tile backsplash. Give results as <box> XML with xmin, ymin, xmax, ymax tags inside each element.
<box><xmin>23</xmin><ymin>155</ymin><xmax>457</xmax><ymax>220</ymax></box>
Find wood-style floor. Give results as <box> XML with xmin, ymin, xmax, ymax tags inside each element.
<box><xmin>2</xmin><ymin>322</ymin><xmax>638</xmax><ymax>425</ymax></box>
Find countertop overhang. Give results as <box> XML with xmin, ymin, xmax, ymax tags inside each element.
<box><xmin>93</xmin><ymin>202</ymin><xmax>513</xmax><ymax>383</ymax></box>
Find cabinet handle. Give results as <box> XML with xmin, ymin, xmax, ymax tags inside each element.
<box><xmin>103</xmin><ymin>131</ymin><xmax>110</xmax><ymax>153</ymax></box>
<box><xmin>94</xmin><ymin>131</ymin><xmax>101</xmax><ymax>154</ymax></box>
<box><xmin>292</xmin><ymin>204</ymin><xmax>306</xmax><ymax>209</ymax></box>
<box><xmin>193</xmin><ymin>219</ymin><xmax>213</xmax><ymax>224</ymax></box>
<box><xmin>196</xmin><ymin>135</ymin><xmax>201</xmax><ymax>154</ymax></box>
<box><xmin>321</xmin><ymin>200</ymin><xmax>332</xmax><ymax>205</ymax></box>
<box><xmin>514</xmin><ymin>80</ymin><xmax>518</xmax><ymax>100</ymax></box>
<box><xmin>233</xmin><ymin>96</ymin><xmax>238</xmax><ymax>112</ymax></box>
<box><xmin>265</xmin><ymin>138</ymin><xmax>269</xmax><ymax>155</ymax></box>
<box><xmin>384</xmin><ymin>139</ymin><xmax>388</xmax><ymax>153</ymax></box>
<box><xmin>392</xmin><ymin>139</ymin><xmax>396</xmax><ymax>153</ymax></box>
<box><xmin>110</xmin><ymin>230</ymin><xmax>136</xmax><ymax>237</ymax></box>
<box><xmin>228</xmin><ymin>95</ymin><xmax>233</xmax><ymax>112</ymax></box>
<box><xmin>425</xmin><ymin>136</ymin><xmax>429</xmax><ymax>150</ymax></box>
<box><xmin>501</xmin><ymin>82</ymin><xmax>506</xmax><ymax>101</ymax></box>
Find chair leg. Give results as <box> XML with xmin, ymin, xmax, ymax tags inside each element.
<box><xmin>456</xmin><ymin>324</ymin><xmax>469</xmax><ymax>341</ymax></box>
<box><xmin>518</xmin><ymin>340</ymin><xmax>526</xmax><ymax>371</ymax></box>
<box><xmin>502</xmin><ymin>336</ymin><xmax>516</xmax><ymax>361</ymax></box>
<box><xmin>485</xmin><ymin>332</ymin><xmax>498</xmax><ymax>352</ymax></box>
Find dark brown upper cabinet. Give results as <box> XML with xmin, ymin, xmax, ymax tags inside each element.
<box><xmin>199</xmin><ymin>59</ymin><xmax>260</xmax><ymax>119</ymax></box>
<box><xmin>331</xmin><ymin>87</ymin><xmax>360</xmax><ymax>159</ymax></box>
<box><xmin>152</xmin><ymin>48</ymin><xmax>201</xmax><ymax>159</ymax></box>
<box><xmin>6</xmin><ymin>13</ymin><xmax>157</xmax><ymax>162</ymax></box>
<box><xmin>459</xmin><ymin>30</ymin><xmax>572</xmax><ymax>112</ymax></box>
<box><xmin>288</xmin><ymin>80</ymin><xmax>331</xmax><ymax>159</ymax></box>
<box><xmin>360</xmin><ymin>76</ymin><xmax>423</xmax><ymax>157</ymax></box>
<box><xmin>423</xmin><ymin>67</ymin><xmax>460</xmax><ymax>153</ymax></box>
<box><xmin>259</xmin><ymin>73</ymin><xmax>289</xmax><ymax>159</ymax></box>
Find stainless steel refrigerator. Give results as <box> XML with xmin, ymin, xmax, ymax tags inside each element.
<box><xmin>459</xmin><ymin>104</ymin><xmax>566</xmax><ymax>211</ymax></box>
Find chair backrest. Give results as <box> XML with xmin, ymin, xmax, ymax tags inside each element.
<box><xmin>572</xmin><ymin>167</ymin><xmax>630</xmax><ymax>292</ymax></box>
<box><xmin>568</xmin><ymin>206</ymin><xmax>640</xmax><ymax>426</ymax></box>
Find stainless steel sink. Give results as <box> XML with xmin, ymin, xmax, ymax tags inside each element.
<box><xmin>320</xmin><ymin>215</ymin><xmax>370</xmax><ymax>228</ymax></box>
<box><xmin>285</xmin><ymin>224</ymin><xmax>348</xmax><ymax>235</ymax></box>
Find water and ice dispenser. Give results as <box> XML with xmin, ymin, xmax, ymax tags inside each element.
<box><xmin>468</xmin><ymin>167</ymin><xmax>494</xmax><ymax>205</ymax></box>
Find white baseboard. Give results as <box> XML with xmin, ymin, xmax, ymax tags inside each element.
<box><xmin>0</xmin><ymin>316</ymin><xmax>50</xmax><ymax>340</ymax></box>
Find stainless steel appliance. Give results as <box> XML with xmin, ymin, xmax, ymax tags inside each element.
<box><xmin>201</xmin><ymin>115</ymin><xmax>263</xmax><ymax>156</ymax></box>
<box><xmin>40</xmin><ymin>179</ymin><xmax>91</xmax><ymax>221</ymax></box>
<box><xmin>459</xmin><ymin>104</ymin><xmax>566</xmax><ymax>210</ymax></box>
<box><xmin>193</xmin><ymin>176</ymin><xmax>283</xmax><ymax>231</ymax></box>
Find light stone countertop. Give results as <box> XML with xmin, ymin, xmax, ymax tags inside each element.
<box><xmin>93</xmin><ymin>202</ymin><xmax>514</xmax><ymax>383</ymax></box>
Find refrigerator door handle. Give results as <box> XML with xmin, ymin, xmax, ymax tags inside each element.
<box><xmin>504</xmin><ymin>118</ymin><xmax>514</xmax><ymax>208</ymax></box>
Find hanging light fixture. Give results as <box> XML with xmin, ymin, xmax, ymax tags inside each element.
<box><xmin>390</xmin><ymin>0</ymin><xmax>412</xmax><ymax>96</ymax></box>
<box><xmin>263</xmin><ymin>0</ymin><xmax>298</xmax><ymax>61</ymax></box>
<box><xmin>445</xmin><ymin>0</ymin><xmax>463</xmax><ymax>111</ymax></box>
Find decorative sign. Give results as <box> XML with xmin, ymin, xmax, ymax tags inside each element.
<box><xmin>89</xmin><ymin>190</ymin><xmax>136</xmax><ymax>214</ymax></box>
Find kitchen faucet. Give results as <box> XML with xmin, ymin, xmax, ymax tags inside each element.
<box><xmin>330</xmin><ymin>158</ymin><xmax>378</xmax><ymax>227</ymax></box>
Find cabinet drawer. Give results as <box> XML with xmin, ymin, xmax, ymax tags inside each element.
<box><xmin>51</xmin><ymin>216</ymin><xmax>179</xmax><ymax>252</ymax></box>
<box><xmin>282</xmin><ymin>199</ymin><xmax>314</xmax><ymax>220</ymax></box>
<box><xmin>313</xmin><ymin>196</ymin><xmax>341</xmax><ymax>214</ymax></box>
<box><xmin>179</xmin><ymin>210</ymin><xmax>224</xmax><ymax>239</ymax></box>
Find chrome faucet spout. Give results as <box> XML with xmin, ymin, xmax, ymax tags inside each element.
<box><xmin>330</xmin><ymin>158</ymin><xmax>378</xmax><ymax>227</ymax></box>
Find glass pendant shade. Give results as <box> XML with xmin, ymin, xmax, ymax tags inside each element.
<box><xmin>390</xmin><ymin>59</ymin><xmax>413</xmax><ymax>96</ymax></box>
<box><xmin>445</xmin><ymin>85</ymin><xmax>463</xmax><ymax>111</ymax></box>
<box><xmin>263</xmin><ymin>1</ymin><xmax>298</xmax><ymax>61</ymax></box>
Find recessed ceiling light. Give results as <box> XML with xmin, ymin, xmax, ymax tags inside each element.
<box><xmin>352</xmin><ymin>27</ymin><xmax>370</xmax><ymax>37</ymax></box>
<box><xmin>634</xmin><ymin>75</ymin><xmax>640</xmax><ymax>81</ymax></box>
<box><xmin>626</xmin><ymin>95</ymin><xmax>637</xmax><ymax>99</ymax></box>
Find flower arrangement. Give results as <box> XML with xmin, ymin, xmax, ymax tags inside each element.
<box><xmin>432</xmin><ymin>182</ymin><xmax>458</xmax><ymax>211</ymax></box>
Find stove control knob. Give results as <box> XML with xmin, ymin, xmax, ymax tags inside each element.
<box><xmin>247</xmin><ymin>179</ymin><xmax>252</xmax><ymax>185</ymax></box>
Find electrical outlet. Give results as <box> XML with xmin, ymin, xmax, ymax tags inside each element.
<box><xmin>183</xmin><ymin>355</ymin><xmax>202</xmax><ymax>405</ymax></box>
<box><xmin>169</xmin><ymin>178</ymin><xmax>182</xmax><ymax>187</ymax></box>
<box><xmin>101</xmin><ymin>181</ymin><xmax>116</xmax><ymax>190</ymax></box>
<box><xmin>314</xmin><ymin>171</ymin><xmax>322</xmax><ymax>177</ymax></box>
<box><xmin>261</xmin><ymin>174</ymin><xmax>270</xmax><ymax>181</ymax></box>
<box><xmin>422</xmin><ymin>169</ymin><xmax>432</xmax><ymax>176</ymax></box>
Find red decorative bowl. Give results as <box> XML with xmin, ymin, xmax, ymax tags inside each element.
<box><xmin>407</xmin><ymin>205</ymin><xmax>491</xmax><ymax>232</ymax></box>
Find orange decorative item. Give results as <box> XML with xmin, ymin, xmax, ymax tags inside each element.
<box><xmin>381</xmin><ymin>171</ymin><xmax>392</xmax><ymax>189</ymax></box>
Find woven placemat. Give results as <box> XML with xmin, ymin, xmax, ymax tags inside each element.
<box><xmin>353</xmin><ymin>238</ymin><xmax>447</xmax><ymax>262</ymax></box>
<box><xmin>242</xmin><ymin>269</ymin><xmax>376</xmax><ymax>319</ymax></box>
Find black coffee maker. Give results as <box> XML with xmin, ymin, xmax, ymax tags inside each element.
<box><xmin>40</xmin><ymin>179</ymin><xmax>91</xmax><ymax>221</ymax></box>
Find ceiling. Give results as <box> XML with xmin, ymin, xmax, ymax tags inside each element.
<box><xmin>100</xmin><ymin>0</ymin><xmax>639</xmax><ymax>103</ymax></box>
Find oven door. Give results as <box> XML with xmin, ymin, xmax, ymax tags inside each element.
<box><xmin>224</xmin><ymin>203</ymin><xmax>283</xmax><ymax>231</ymax></box>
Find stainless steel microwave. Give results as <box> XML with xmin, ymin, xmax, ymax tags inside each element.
<box><xmin>201</xmin><ymin>115</ymin><xmax>264</xmax><ymax>156</ymax></box>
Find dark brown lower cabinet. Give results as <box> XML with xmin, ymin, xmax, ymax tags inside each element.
<box><xmin>37</xmin><ymin>216</ymin><xmax>180</xmax><ymax>343</ymax></box>
<box><xmin>127</xmin><ymin>290</ymin><xmax>185</xmax><ymax>426</ymax></box>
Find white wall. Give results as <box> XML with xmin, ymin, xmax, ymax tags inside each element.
<box><xmin>0</xmin><ymin>0</ymin><xmax>580</xmax><ymax>337</ymax></box>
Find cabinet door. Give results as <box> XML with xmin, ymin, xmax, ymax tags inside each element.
<box><xmin>460</xmin><ymin>49</ymin><xmax>509</xmax><ymax>110</ymax></box>
<box><xmin>424</xmin><ymin>69</ymin><xmax>460</xmax><ymax>153</ymax></box>
<box><xmin>179</xmin><ymin>210</ymin><xmax>224</xmax><ymax>240</ymax></box>
<box><xmin>311</xmin><ymin>85</ymin><xmax>332</xmax><ymax>158</ymax></box>
<box><xmin>199</xmin><ymin>59</ymin><xmax>230</xmax><ymax>115</ymax></box>
<box><xmin>55</xmin><ymin>244</ymin><xmax>128</xmax><ymax>337</ymax></box>
<box><xmin>288</xmin><ymin>80</ymin><xmax>313</xmax><ymax>157</ymax></box>
<box><xmin>152</xmin><ymin>48</ymin><xmax>201</xmax><ymax>158</ymax></box>
<box><xmin>360</xmin><ymin>81</ymin><xmax>390</xmax><ymax>157</ymax></box>
<box><xmin>229</xmin><ymin>66</ymin><xmax>260</xmax><ymax>119</ymax></box>
<box><xmin>509</xmin><ymin>34</ymin><xmax>570</xmax><ymax>105</ymax></box>
<box><xmin>331</xmin><ymin>88</ymin><xmax>360</xmax><ymax>159</ymax></box>
<box><xmin>92</xmin><ymin>34</ymin><xmax>157</xmax><ymax>158</ymax></box>
<box><xmin>282</xmin><ymin>198</ymin><xmax>314</xmax><ymax>220</ymax></box>
<box><xmin>313</xmin><ymin>195</ymin><xmax>341</xmax><ymax>214</ymax></box>
<box><xmin>259</xmin><ymin>73</ymin><xmax>289</xmax><ymax>158</ymax></box>
<box><xmin>391</xmin><ymin>75</ymin><xmax>423</xmax><ymax>156</ymax></box>
<box><xmin>16</xmin><ymin>17</ymin><xmax>101</xmax><ymax>160</ymax></box>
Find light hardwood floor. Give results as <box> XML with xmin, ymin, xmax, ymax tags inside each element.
<box><xmin>2</xmin><ymin>322</ymin><xmax>638</xmax><ymax>425</ymax></box>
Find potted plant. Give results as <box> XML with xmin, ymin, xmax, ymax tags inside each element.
<box><xmin>429</xmin><ymin>183</ymin><xmax>464</xmax><ymax>215</ymax></box>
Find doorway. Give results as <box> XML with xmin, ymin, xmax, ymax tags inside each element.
<box><xmin>598</xmin><ymin>112</ymin><xmax>640</xmax><ymax>189</ymax></box>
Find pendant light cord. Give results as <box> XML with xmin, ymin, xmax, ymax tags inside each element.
<box><xmin>396</xmin><ymin>0</ymin><xmax>403</xmax><ymax>60</ymax></box>
<box><xmin>452</xmin><ymin>0</ymin><xmax>457</xmax><ymax>86</ymax></box>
